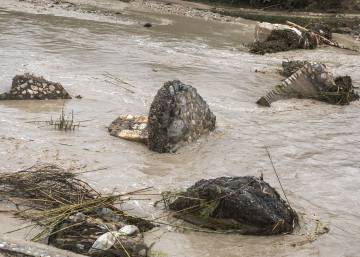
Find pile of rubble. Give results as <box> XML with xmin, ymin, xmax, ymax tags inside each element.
<box><xmin>0</xmin><ymin>73</ymin><xmax>71</xmax><ymax>100</ymax></box>
<box><xmin>257</xmin><ymin>61</ymin><xmax>359</xmax><ymax>106</ymax></box>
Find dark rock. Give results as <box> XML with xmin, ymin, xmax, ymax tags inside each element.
<box><xmin>147</xmin><ymin>80</ymin><xmax>216</xmax><ymax>153</ymax></box>
<box><xmin>250</xmin><ymin>29</ymin><xmax>319</xmax><ymax>54</ymax></box>
<box><xmin>257</xmin><ymin>62</ymin><xmax>359</xmax><ymax>106</ymax></box>
<box><xmin>168</xmin><ymin>176</ymin><xmax>298</xmax><ymax>235</ymax></box>
<box><xmin>143</xmin><ymin>23</ymin><xmax>152</xmax><ymax>28</ymax></box>
<box><xmin>0</xmin><ymin>73</ymin><xmax>71</xmax><ymax>100</ymax></box>
<box><xmin>75</xmin><ymin>95</ymin><xmax>83</xmax><ymax>99</ymax></box>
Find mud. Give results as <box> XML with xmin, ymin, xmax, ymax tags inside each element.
<box><xmin>0</xmin><ymin>0</ymin><xmax>360</xmax><ymax>257</ymax></box>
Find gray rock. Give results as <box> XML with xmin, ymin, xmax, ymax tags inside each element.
<box><xmin>148</xmin><ymin>80</ymin><xmax>216</xmax><ymax>153</ymax></box>
<box><xmin>19</xmin><ymin>83</ymin><xmax>27</xmax><ymax>89</ymax></box>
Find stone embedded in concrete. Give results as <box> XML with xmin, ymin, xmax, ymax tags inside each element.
<box><xmin>168</xmin><ymin>176</ymin><xmax>298</xmax><ymax>235</ymax></box>
<box><xmin>257</xmin><ymin>62</ymin><xmax>359</xmax><ymax>106</ymax></box>
<box><xmin>0</xmin><ymin>73</ymin><xmax>71</xmax><ymax>100</ymax></box>
<box><xmin>108</xmin><ymin>115</ymin><xmax>148</xmax><ymax>144</ymax></box>
<box><xmin>147</xmin><ymin>80</ymin><xmax>216</xmax><ymax>153</ymax></box>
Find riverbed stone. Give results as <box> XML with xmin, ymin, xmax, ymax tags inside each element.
<box><xmin>168</xmin><ymin>176</ymin><xmax>298</xmax><ymax>235</ymax></box>
<box><xmin>148</xmin><ymin>80</ymin><xmax>216</xmax><ymax>153</ymax></box>
<box><xmin>0</xmin><ymin>73</ymin><xmax>71</xmax><ymax>100</ymax></box>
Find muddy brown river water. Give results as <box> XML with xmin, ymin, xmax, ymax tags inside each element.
<box><xmin>0</xmin><ymin>5</ymin><xmax>360</xmax><ymax>257</ymax></box>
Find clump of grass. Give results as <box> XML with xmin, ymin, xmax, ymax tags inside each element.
<box><xmin>48</xmin><ymin>108</ymin><xmax>80</xmax><ymax>131</ymax></box>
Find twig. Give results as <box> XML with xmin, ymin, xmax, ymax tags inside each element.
<box><xmin>104</xmin><ymin>79</ymin><xmax>135</xmax><ymax>93</ymax></box>
<box><xmin>103</xmin><ymin>72</ymin><xmax>135</xmax><ymax>88</ymax></box>
<box><xmin>264</xmin><ymin>146</ymin><xmax>291</xmax><ymax>208</ymax></box>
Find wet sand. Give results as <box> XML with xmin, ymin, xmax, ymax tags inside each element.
<box><xmin>0</xmin><ymin>0</ymin><xmax>360</xmax><ymax>256</ymax></box>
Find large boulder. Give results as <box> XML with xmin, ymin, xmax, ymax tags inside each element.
<box><xmin>168</xmin><ymin>176</ymin><xmax>298</xmax><ymax>235</ymax></box>
<box><xmin>0</xmin><ymin>73</ymin><xmax>71</xmax><ymax>100</ymax></box>
<box><xmin>257</xmin><ymin>62</ymin><xmax>359</xmax><ymax>106</ymax></box>
<box><xmin>147</xmin><ymin>80</ymin><xmax>216</xmax><ymax>153</ymax></box>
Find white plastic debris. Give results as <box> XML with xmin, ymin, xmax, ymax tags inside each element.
<box><xmin>119</xmin><ymin>225</ymin><xmax>139</xmax><ymax>236</ymax></box>
<box><xmin>255</xmin><ymin>22</ymin><xmax>301</xmax><ymax>42</ymax></box>
<box><xmin>88</xmin><ymin>231</ymin><xmax>121</xmax><ymax>254</ymax></box>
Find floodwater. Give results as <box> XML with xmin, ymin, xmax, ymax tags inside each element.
<box><xmin>0</xmin><ymin>5</ymin><xmax>360</xmax><ymax>257</ymax></box>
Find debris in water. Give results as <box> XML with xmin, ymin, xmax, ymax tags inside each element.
<box><xmin>257</xmin><ymin>62</ymin><xmax>359</xmax><ymax>106</ymax></box>
<box><xmin>0</xmin><ymin>164</ymin><xmax>155</xmax><ymax>257</ymax></box>
<box><xmin>108</xmin><ymin>115</ymin><xmax>148</xmax><ymax>144</ymax></box>
<box><xmin>163</xmin><ymin>176</ymin><xmax>298</xmax><ymax>235</ymax></box>
<box><xmin>0</xmin><ymin>73</ymin><xmax>71</xmax><ymax>100</ymax></box>
<box><xmin>250</xmin><ymin>22</ymin><xmax>320</xmax><ymax>54</ymax></box>
<box><xmin>144</xmin><ymin>23</ymin><xmax>152</xmax><ymax>28</ymax></box>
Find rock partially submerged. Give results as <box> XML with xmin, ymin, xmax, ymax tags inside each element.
<box><xmin>250</xmin><ymin>22</ymin><xmax>321</xmax><ymax>54</ymax></box>
<box><xmin>108</xmin><ymin>115</ymin><xmax>148</xmax><ymax>144</ymax></box>
<box><xmin>168</xmin><ymin>176</ymin><xmax>298</xmax><ymax>235</ymax></box>
<box><xmin>257</xmin><ymin>62</ymin><xmax>359</xmax><ymax>106</ymax></box>
<box><xmin>0</xmin><ymin>73</ymin><xmax>71</xmax><ymax>100</ymax></box>
<box><xmin>109</xmin><ymin>80</ymin><xmax>216</xmax><ymax>153</ymax></box>
<box><xmin>148</xmin><ymin>80</ymin><xmax>216</xmax><ymax>153</ymax></box>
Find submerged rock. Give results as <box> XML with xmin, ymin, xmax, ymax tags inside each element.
<box><xmin>148</xmin><ymin>80</ymin><xmax>216</xmax><ymax>153</ymax></box>
<box><xmin>108</xmin><ymin>115</ymin><xmax>148</xmax><ymax>144</ymax></box>
<box><xmin>257</xmin><ymin>62</ymin><xmax>359</xmax><ymax>106</ymax></box>
<box><xmin>0</xmin><ymin>73</ymin><xmax>71</xmax><ymax>100</ymax></box>
<box><xmin>168</xmin><ymin>176</ymin><xmax>298</xmax><ymax>235</ymax></box>
<box><xmin>250</xmin><ymin>22</ymin><xmax>321</xmax><ymax>54</ymax></box>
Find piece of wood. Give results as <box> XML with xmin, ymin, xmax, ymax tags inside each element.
<box><xmin>286</xmin><ymin>20</ymin><xmax>339</xmax><ymax>47</ymax></box>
